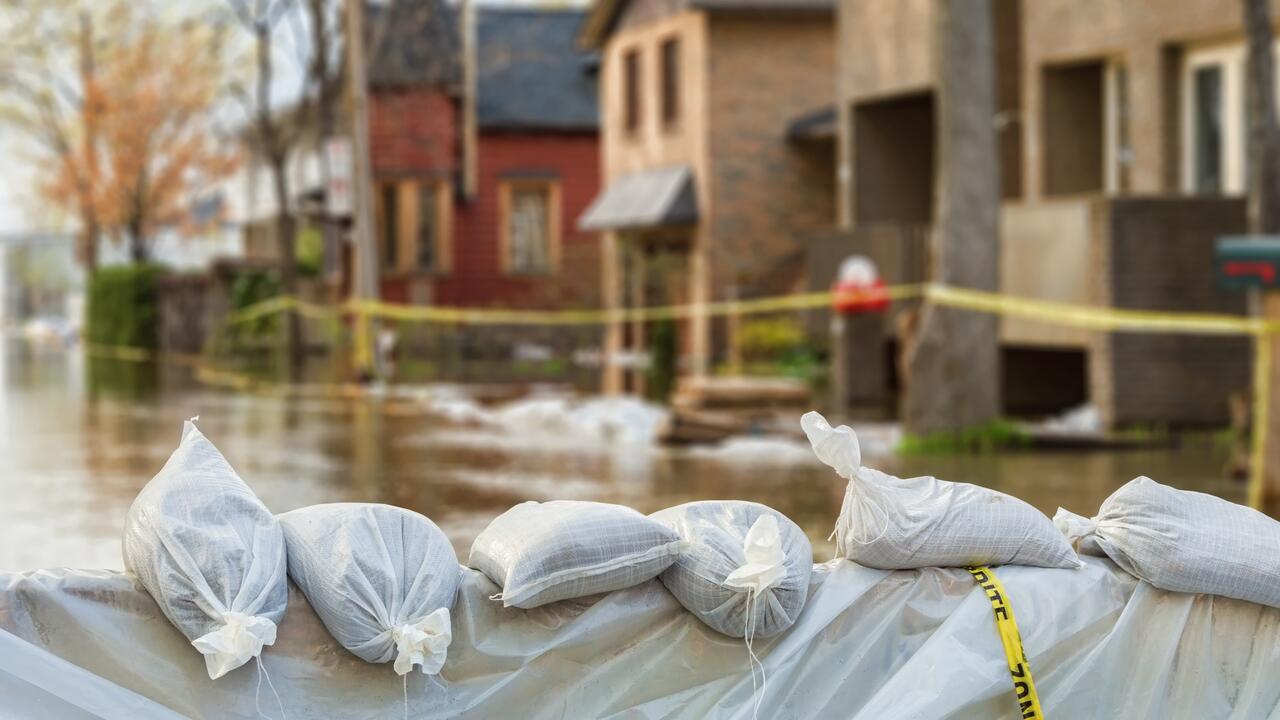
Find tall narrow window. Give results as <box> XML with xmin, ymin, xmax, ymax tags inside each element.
<box><xmin>624</xmin><ymin>48</ymin><xmax>641</xmax><ymax>134</ymax></box>
<box><xmin>1104</xmin><ymin>61</ymin><xmax>1131</xmax><ymax>193</ymax></box>
<box><xmin>1193</xmin><ymin>65</ymin><xmax>1224</xmax><ymax>194</ymax></box>
<box><xmin>510</xmin><ymin>187</ymin><xmax>550</xmax><ymax>273</ymax></box>
<box><xmin>660</xmin><ymin>38</ymin><xmax>680</xmax><ymax>129</ymax></box>
<box><xmin>417</xmin><ymin>183</ymin><xmax>438</xmax><ymax>271</ymax></box>
<box><xmin>502</xmin><ymin>180</ymin><xmax>559</xmax><ymax>275</ymax></box>
<box><xmin>380</xmin><ymin>183</ymin><xmax>398</xmax><ymax>270</ymax></box>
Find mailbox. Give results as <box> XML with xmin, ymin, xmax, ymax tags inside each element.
<box><xmin>1216</xmin><ymin>236</ymin><xmax>1280</xmax><ymax>290</ymax></box>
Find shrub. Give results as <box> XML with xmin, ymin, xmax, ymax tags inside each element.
<box><xmin>898</xmin><ymin>419</ymin><xmax>1032</xmax><ymax>455</ymax></box>
<box><xmin>85</xmin><ymin>264</ymin><xmax>163</xmax><ymax>349</ymax></box>
<box><xmin>227</xmin><ymin>269</ymin><xmax>281</xmax><ymax>347</ymax></box>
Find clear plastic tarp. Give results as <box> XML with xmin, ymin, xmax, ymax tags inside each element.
<box><xmin>4</xmin><ymin>557</ymin><xmax>1280</xmax><ymax>719</ymax></box>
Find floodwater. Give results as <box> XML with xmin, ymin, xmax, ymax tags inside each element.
<box><xmin>0</xmin><ymin>339</ymin><xmax>1244</xmax><ymax>572</ymax></box>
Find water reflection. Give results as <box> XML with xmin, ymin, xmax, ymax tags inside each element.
<box><xmin>0</xmin><ymin>340</ymin><xmax>1240</xmax><ymax>572</ymax></box>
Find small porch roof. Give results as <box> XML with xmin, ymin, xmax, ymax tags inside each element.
<box><xmin>578</xmin><ymin>166</ymin><xmax>698</xmax><ymax>232</ymax></box>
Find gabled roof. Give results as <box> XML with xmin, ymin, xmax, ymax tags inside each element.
<box><xmin>477</xmin><ymin>8</ymin><xmax>598</xmax><ymax>131</ymax></box>
<box><xmin>579</xmin><ymin>0</ymin><xmax>833</xmax><ymax>49</ymax></box>
<box><xmin>366</xmin><ymin>1</ymin><xmax>597</xmax><ymax>131</ymax></box>
<box><xmin>367</xmin><ymin>0</ymin><xmax>461</xmax><ymax>92</ymax></box>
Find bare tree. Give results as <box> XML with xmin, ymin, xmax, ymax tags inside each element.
<box><xmin>301</xmin><ymin>0</ymin><xmax>345</xmax><ymax>282</ymax></box>
<box><xmin>224</xmin><ymin>0</ymin><xmax>304</xmax><ymax>376</ymax></box>
<box><xmin>0</xmin><ymin>0</ymin><xmax>108</xmax><ymax>269</ymax></box>
<box><xmin>903</xmin><ymin>0</ymin><xmax>1001</xmax><ymax>433</ymax></box>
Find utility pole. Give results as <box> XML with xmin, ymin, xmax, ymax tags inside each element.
<box><xmin>1243</xmin><ymin>0</ymin><xmax>1280</xmax><ymax>514</ymax></box>
<box><xmin>903</xmin><ymin>0</ymin><xmax>1001</xmax><ymax>433</ymax></box>
<box><xmin>345</xmin><ymin>0</ymin><xmax>379</xmax><ymax>379</ymax></box>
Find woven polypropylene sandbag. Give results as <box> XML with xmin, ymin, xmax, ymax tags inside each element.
<box><xmin>802</xmin><ymin>411</ymin><xmax>1080</xmax><ymax>570</ymax></box>
<box><xmin>279</xmin><ymin>503</ymin><xmax>462</xmax><ymax>675</ymax></box>
<box><xmin>1055</xmin><ymin>476</ymin><xmax>1280</xmax><ymax>608</ymax></box>
<box><xmin>469</xmin><ymin>500</ymin><xmax>685</xmax><ymax>608</ymax></box>
<box><xmin>650</xmin><ymin>501</ymin><xmax>812</xmax><ymax>638</ymax></box>
<box><xmin>122</xmin><ymin>420</ymin><xmax>287</xmax><ymax>679</ymax></box>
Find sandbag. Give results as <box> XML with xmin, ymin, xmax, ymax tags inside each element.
<box><xmin>279</xmin><ymin>503</ymin><xmax>462</xmax><ymax>675</ymax></box>
<box><xmin>650</xmin><ymin>501</ymin><xmax>812</xmax><ymax>638</ymax></box>
<box><xmin>1055</xmin><ymin>475</ymin><xmax>1280</xmax><ymax>608</ymax></box>
<box><xmin>801</xmin><ymin>411</ymin><xmax>1080</xmax><ymax>570</ymax></box>
<box><xmin>469</xmin><ymin>500</ymin><xmax>684</xmax><ymax>608</ymax></box>
<box><xmin>122</xmin><ymin>419</ymin><xmax>287</xmax><ymax>679</ymax></box>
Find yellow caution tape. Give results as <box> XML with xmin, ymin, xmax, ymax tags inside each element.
<box><xmin>968</xmin><ymin>566</ymin><xmax>1044</xmax><ymax>720</ymax></box>
<box><xmin>105</xmin><ymin>282</ymin><xmax>1280</xmax><ymax>511</ymax></box>
<box><xmin>225</xmin><ymin>283</ymin><xmax>1277</xmax><ymax>334</ymax></box>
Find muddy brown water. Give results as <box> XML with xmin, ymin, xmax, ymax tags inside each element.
<box><xmin>0</xmin><ymin>340</ymin><xmax>1241</xmax><ymax>572</ymax></box>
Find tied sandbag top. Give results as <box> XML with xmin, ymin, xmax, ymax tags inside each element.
<box><xmin>122</xmin><ymin>419</ymin><xmax>288</xmax><ymax>679</ymax></box>
<box><xmin>279</xmin><ymin>503</ymin><xmax>462</xmax><ymax>675</ymax></box>
<box><xmin>651</xmin><ymin>500</ymin><xmax>812</xmax><ymax>639</ymax></box>
<box><xmin>801</xmin><ymin>411</ymin><xmax>1080</xmax><ymax>570</ymax></box>
<box><xmin>1056</xmin><ymin>475</ymin><xmax>1280</xmax><ymax>609</ymax></box>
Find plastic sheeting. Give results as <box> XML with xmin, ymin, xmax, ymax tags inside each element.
<box><xmin>4</xmin><ymin>558</ymin><xmax>1280</xmax><ymax>719</ymax></box>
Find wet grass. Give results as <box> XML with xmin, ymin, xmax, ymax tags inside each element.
<box><xmin>898</xmin><ymin>419</ymin><xmax>1032</xmax><ymax>455</ymax></box>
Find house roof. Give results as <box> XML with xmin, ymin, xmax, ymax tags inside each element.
<box><xmin>367</xmin><ymin>2</ymin><xmax>597</xmax><ymax>131</ymax></box>
<box><xmin>477</xmin><ymin>8</ymin><xmax>598</xmax><ymax>131</ymax></box>
<box><xmin>580</xmin><ymin>0</ymin><xmax>833</xmax><ymax>49</ymax></box>
<box><xmin>367</xmin><ymin>0</ymin><xmax>462</xmax><ymax>92</ymax></box>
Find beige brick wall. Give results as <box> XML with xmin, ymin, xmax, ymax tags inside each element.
<box><xmin>705</xmin><ymin>14</ymin><xmax>836</xmax><ymax>298</ymax></box>
<box><xmin>835</xmin><ymin>0</ymin><xmax>1280</xmax><ymax>211</ymax></box>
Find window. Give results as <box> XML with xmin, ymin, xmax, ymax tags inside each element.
<box><xmin>624</xmin><ymin>48</ymin><xmax>641</xmax><ymax>134</ymax></box>
<box><xmin>1104</xmin><ymin>61</ymin><xmax>1131</xmax><ymax>193</ymax></box>
<box><xmin>501</xmin><ymin>180</ymin><xmax>560</xmax><ymax>275</ymax></box>
<box><xmin>660</xmin><ymin>37</ymin><xmax>680</xmax><ymax>129</ymax></box>
<box><xmin>376</xmin><ymin>179</ymin><xmax>450</xmax><ymax>274</ymax></box>
<box><xmin>380</xmin><ymin>183</ymin><xmax>398</xmax><ymax>270</ymax></box>
<box><xmin>1180</xmin><ymin>43</ymin><xmax>1265</xmax><ymax>195</ymax></box>
<box><xmin>1193</xmin><ymin>65</ymin><xmax>1224</xmax><ymax>193</ymax></box>
<box><xmin>1042</xmin><ymin>61</ymin><xmax>1105</xmax><ymax>196</ymax></box>
<box><xmin>416</xmin><ymin>183</ymin><xmax>438</xmax><ymax>271</ymax></box>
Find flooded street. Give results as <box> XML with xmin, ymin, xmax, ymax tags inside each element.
<box><xmin>0</xmin><ymin>340</ymin><xmax>1243</xmax><ymax>572</ymax></box>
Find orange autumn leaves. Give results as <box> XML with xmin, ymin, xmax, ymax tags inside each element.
<box><xmin>40</xmin><ymin>9</ymin><xmax>237</xmax><ymax>253</ymax></box>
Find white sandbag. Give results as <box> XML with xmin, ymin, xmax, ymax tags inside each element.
<box><xmin>122</xmin><ymin>419</ymin><xmax>287</xmax><ymax>679</ymax></box>
<box><xmin>469</xmin><ymin>500</ymin><xmax>684</xmax><ymax>608</ymax></box>
<box><xmin>650</xmin><ymin>501</ymin><xmax>812</xmax><ymax>638</ymax></box>
<box><xmin>279</xmin><ymin>503</ymin><xmax>462</xmax><ymax>675</ymax></box>
<box><xmin>801</xmin><ymin>411</ymin><xmax>1080</xmax><ymax>570</ymax></box>
<box><xmin>1055</xmin><ymin>475</ymin><xmax>1280</xmax><ymax>608</ymax></box>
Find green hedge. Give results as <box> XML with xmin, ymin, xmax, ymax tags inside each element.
<box><xmin>85</xmin><ymin>264</ymin><xmax>163</xmax><ymax>349</ymax></box>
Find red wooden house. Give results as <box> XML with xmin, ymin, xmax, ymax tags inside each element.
<box><xmin>367</xmin><ymin>1</ymin><xmax>601</xmax><ymax>310</ymax></box>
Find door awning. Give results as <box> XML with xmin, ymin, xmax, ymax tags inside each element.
<box><xmin>577</xmin><ymin>166</ymin><xmax>698</xmax><ymax>232</ymax></box>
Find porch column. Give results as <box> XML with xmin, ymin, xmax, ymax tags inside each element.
<box><xmin>628</xmin><ymin>242</ymin><xmax>647</xmax><ymax>396</ymax></box>
<box><xmin>602</xmin><ymin>230</ymin><xmax>624</xmax><ymax>394</ymax></box>
<box><xmin>688</xmin><ymin>223</ymin><xmax>712</xmax><ymax>377</ymax></box>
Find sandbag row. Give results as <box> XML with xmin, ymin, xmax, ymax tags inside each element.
<box><xmin>122</xmin><ymin>412</ymin><xmax>1280</xmax><ymax>690</ymax></box>
<box><xmin>120</xmin><ymin>420</ymin><xmax>818</xmax><ymax>688</ymax></box>
<box><xmin>804</xmin><ymin>410</ymin><xmax>1280</xmax><ymax>612</ymax></box>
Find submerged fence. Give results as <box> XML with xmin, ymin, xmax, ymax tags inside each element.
<box><xmin>85</xmin><ymin>282</ymin><xmax>1277</xmax><ymax>509</ymax></box>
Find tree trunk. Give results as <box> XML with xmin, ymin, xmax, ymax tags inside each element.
<box><xmin>128</xmin><ymin>218</ymin><xmax>145</xmax><ymax>264</ymax></box>
<box><xmin>271</xmin><ymin>154</ymin><xmax>303</xmax><ymax>379</ymax></box>
<box><xmin>903</xmin><ymin>0</ymin><xmax>1002</xmax><ymax>433</ymax></box>
<box><xmin>1242</xmin><ymin>0</ymin><xmax>1280</xmax><ymax>515</ymax></box>
<box><xmin>78</xmin><ymin>11</ymin><xmax>99</xmax><ymax>271</ymax></box>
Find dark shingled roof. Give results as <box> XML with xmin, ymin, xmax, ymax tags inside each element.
<box><xmin>476</xmin><ymin>8</ymin><xmax>598</xmax><ymax>131</ymax></box>
<box><xmin>367</xmin><ymin>0</ymin><xmax>462</xmax><ymax>92</ymax></box>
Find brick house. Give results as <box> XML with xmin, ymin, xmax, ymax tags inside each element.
<box><xmin>367</xmin><ymin>1</ymin><xmax>600</xmax><ymax>310</ymax></box>
<box><xmin>832</xmin><ymin>0</ymin><xmax>1270</xmax><ymax>427</ymax></box>
<box><xmin>577</xmin><ymin>0</ymin><xmax>835</xmax><ymax>395</ymax></box>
